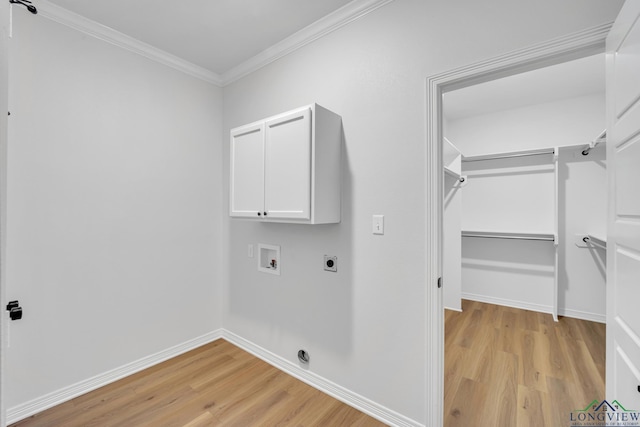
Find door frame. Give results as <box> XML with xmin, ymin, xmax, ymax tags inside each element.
<box><xmin>424</xmin><ymin>23</ymin><xmax>612</xmax><ymax>426</ymax></box>
<box><xmin>1</xmin><ymin>1</ymin><xmax>9</xmax><ymax>426</ymax></box>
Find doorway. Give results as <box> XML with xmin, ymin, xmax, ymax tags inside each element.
<box><xmin>441</xmin><ymin>53</ymin><xmax>607</xmax><ymax>424</ymax></box>
<box><xmin>442</xmin><ymin>53</ymin><xmax>607</xmax><ymax>320</ymax></box>
<box><xmin>424</xmin><ymin>23</ymin><xmax>612</xmax><ymax>427</ymax></box>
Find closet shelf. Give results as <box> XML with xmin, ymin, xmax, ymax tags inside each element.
<box><xmin>462</xmin><ymin>148</ymin><xmax>555</xmax><ymax>163</ymax></box>
<box><xmin>462</xmin><ymin>230</ymin><xmax>556</xmax><ymax>242</ymax></box>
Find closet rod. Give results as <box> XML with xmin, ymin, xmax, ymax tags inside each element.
<box><xmin>9</xmin><ymin>0</ymin><xmax>37</xmax><ymax>14</ymax></box>
<box><xmin>462</xmin><ymin>148</ymin><xmax>555</xmax><ymax>163</ymax></box>
<box><xmin>444</xmin><ymin>166</ymin><xmax>466</xmax><ymax>183</ymax></box>
<box><xmin>582</xmin><ymin>129</ymin><xmax>607</xmax><ymax>156</ymax></box>
<box><xmin>462</xmin><ymin>230</ymin><xmax>555</xmax><ymax>242</ymax></box>
<box><xmin>583</xmin><ymin>235</ymin><xmax>607</xmax><ymax>250</ymax></box>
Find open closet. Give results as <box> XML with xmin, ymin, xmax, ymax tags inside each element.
<box><xmin>443</xmin><ymin>53</ymin><xmax>607</xmax><ymax>323</ymax></box>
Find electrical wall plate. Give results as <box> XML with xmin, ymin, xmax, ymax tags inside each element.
<box><xmin>372</xmin><ymin>214</ymin><xmax>384</xmax><ymax>235</ymax></box>
<box><xmin>324</xmin><ymin>255</ymin><xmax>337</xmax><ymax>272</ymax></box>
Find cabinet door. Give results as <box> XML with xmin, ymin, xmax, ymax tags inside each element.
<box><xmin>230</xmin><ymin>123</ymin><xmax>265</xmax><ymax>217</ymax></box>
<box><xmin>264</xmin><ymin>108</ymin><xmax>311</xmax><ymax>219</ymax></box>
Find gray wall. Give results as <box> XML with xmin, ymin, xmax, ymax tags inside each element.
<box><xmin>222</xmin><ymin>0</ymin><xmax>622</xmax><ymax>422</ymax></box>
<box><xmin>3</xmin><ymin>0</ymin><xmax>625</xmax><ymax>425</ymax></box>
<box><xmin>6</xmin><ymin>10</ymin><xmax>223</xmax><ymax>409</ymax></box>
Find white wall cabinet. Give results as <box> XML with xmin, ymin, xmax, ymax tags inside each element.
<box><xmin>230</xmin><ymin>104</ymin><xmax>342</xmax><ymax>224</ymax></box>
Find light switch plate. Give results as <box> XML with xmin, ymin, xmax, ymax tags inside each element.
<box><xmin>373</xmin><ymin>215</ymin><xmax>384</xmax><ymax>235</ymax></box>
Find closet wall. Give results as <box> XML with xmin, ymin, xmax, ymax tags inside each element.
<box><xmin>446</xmin><ymin>86</ymin><xmax>607</xmax><ymax>322</ymax></box>
<box><xmin>460</xmin><ymin>152</ymin><xmax>557</xmax><ymax>315</ymax></box>
<box><xmin>443</xmin><ymin>138</ymin><xmax>463</xmax><ymax>312</ymax></box>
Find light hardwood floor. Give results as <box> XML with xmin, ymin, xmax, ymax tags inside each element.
<box><xmin>444</xmin><ymin>300</ymin><xmax>606</xmax><ymax>427</ymax></box>
<box><xmin>10</xmin><ymin>302</ymin><xmax>606</xmax><ymax>427</ymax></box>
<box><xmin>11</xmin><ymin>340</ymin><xmax>386</xmax><ymax>427</ymax></box>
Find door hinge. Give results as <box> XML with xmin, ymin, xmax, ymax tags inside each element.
<box><xmin>6</xmin><ymin>300</ymin><xmax>23</xmax><ymax>320</ymax></box>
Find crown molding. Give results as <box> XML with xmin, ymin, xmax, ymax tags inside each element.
<box><xmin>220</xmin><ymin>0</ymin><xmax>395</xmax><ymax>86</ymax></box>
<box><xmin>33</xmin><ymin>0</ymin><xmax>223</xmax><ymax>86</ymax></box>
<box><xmin>28</xmin><ymin>0</ymin><xmax>394</xmax><ymax>87</ymax></box>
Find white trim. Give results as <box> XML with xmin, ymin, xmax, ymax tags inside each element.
<box><xmin>6</xmin><ymin>328</ymin><xmax>422</xmax><ymax>426</ymax></box>
<box><xmin>6</xmin><ymin>330</ymin><xmax>223</xmax><ymax>424</ymax></box>
<box><xmin>31</xmin><ymin>0</ymin><xmax>394</xmax><ymax>87</ymax></box>
<box><xmin>221</xmin><ymin>330</ymin><xmax>422</xmax><ymax>427</ymax></box>
<box><xmin>425</xmin><ymin>22</ymin><xmax>612</xmax><ymax>427</ymax></box>
<box><xmin>34</xmin><ymin>1</ymin><xmax>222</xmax><ymax>86</ymax></box>
<box><xmin>0</xmin><ymin>1</ymin><xmax>8</xmax><ymax>425</ymax></box>
<box><xmin>461</xmin><ymin>293</ymin><xmax>606</xmax><ymax>323</ymax></box>
<box><xmin>558</xmin><ymin>308</ymin><xmax>606</xmax><ymax>324</ymax></box>
<box><xmin>431</xmin><ymin>23</ymin><xmax>612</xmax><ymax>94</ymax></box>
<box><xmin>425</xmin><ymin>48</ymin><xmax>445</xmax><ymax>427</ymax></box>
<box><xmin>220</xmin><ymin>0</ymin><xmax>395</xmax><ymax>85</ymax></box>
<box><xmin>462</xmin><ymin>292</ymin><xmax>554</xmax><ymax>316</ymax></box>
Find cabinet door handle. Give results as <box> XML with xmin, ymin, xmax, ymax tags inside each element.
<box><xmin>264</xmin><ymin>212</ymin><xmax>267</xmax><ymax>216</ymax></box>
<box><xmin>257</xmin><ymin>212</ymin><xmax>261</xmax><ymax>216</ymax></box>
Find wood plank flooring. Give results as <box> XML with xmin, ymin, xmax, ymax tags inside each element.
<box><xmin>9</xmin><ymin>302</ymin><xmax>606</xmax><ymax>427</ymax></box>
<box><xmin>11</xmin><ymin>340</ymin><xmax>386</xmax><ymax>427</ymax></box>
<box><xmin>444</xmin><ymin>300</ymin><xmax>606</xmax><ymax>427</ymax></box>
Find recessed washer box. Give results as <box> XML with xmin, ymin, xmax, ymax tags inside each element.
<box><xmin>258</xmin><ymin>244</ymin><xmax>280</xmax><ymax>275</ymax></box>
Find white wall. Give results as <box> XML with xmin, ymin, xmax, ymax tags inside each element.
<box><xmin>447</xmin><ymin>92</ymin><xmax>607</xmax><ymax>321</ymax></box>
<box><xmin>558</xmin><ymin>144</ymin><xmax>606</xmax><ymax>321</ymax></box>
<box><xmin>460</xmin><ymin>155</ymin><xmax>557</xmax><ymax>313</ymax></box>
<box><xmin>6</xmin><ymin>10</ymin><xmax>223</xmax><ymax>410</ymax></box>
<box><xmin>2</xmin><ymin>0</ymin><xmax>623</xmax><ymax>424</ymax></box>
<box><xmin>221</xmin><ymin>0</ymin><xmax>621</xmax><ymax>423</ymax></box>
<box><xmin>447</xmin><ymin>93</ymin><xmax>606</xmax><ymax>155</ymax></box>
<box><xmin>444</xmin><ymin>139</ymin><xmax>462</xmax><ymax>311</ymax></box>
<box><xmin>444</xmin><ymin>174</ymin><xmax>462</xmax><ymax>312</ymax></box>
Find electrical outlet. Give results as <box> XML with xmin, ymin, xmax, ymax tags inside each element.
<box><xmin>324</xmin><ymin>255</ymin><xmax>337</xmax><ymax>272</ymax></box>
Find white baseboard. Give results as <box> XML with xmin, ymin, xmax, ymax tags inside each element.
<box><xmin>461</xmin><ymin>293</ymin><xmax>606</xmax><ymax>323</ymax></box>
<box><xmin>7</xmin><ymin>329</ymin><xmax>223</xmax><ymax>424</ymax></box>
<box><xmin>558</xmin><ymin>308</ymin><xmax>606</xmax><ymax>323</ymax></box>
<box><xmin>462</xmin><ymin>292</ymin><xmax>554</xmax><ymax>315</ymax></box>
<box><xmin>221</xmin><ymin>330</ymin><xmax>423</xmax><ymax>427</ymax></box>
<box><xmin>6</xmin><ymin>309</ymin><xmax>604</xmax><ymax>426</ymax></box>
<box><xmin>7</xmin><ymin>328</ymin><xmax>422</xmax><ymax>427</ymax></box>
